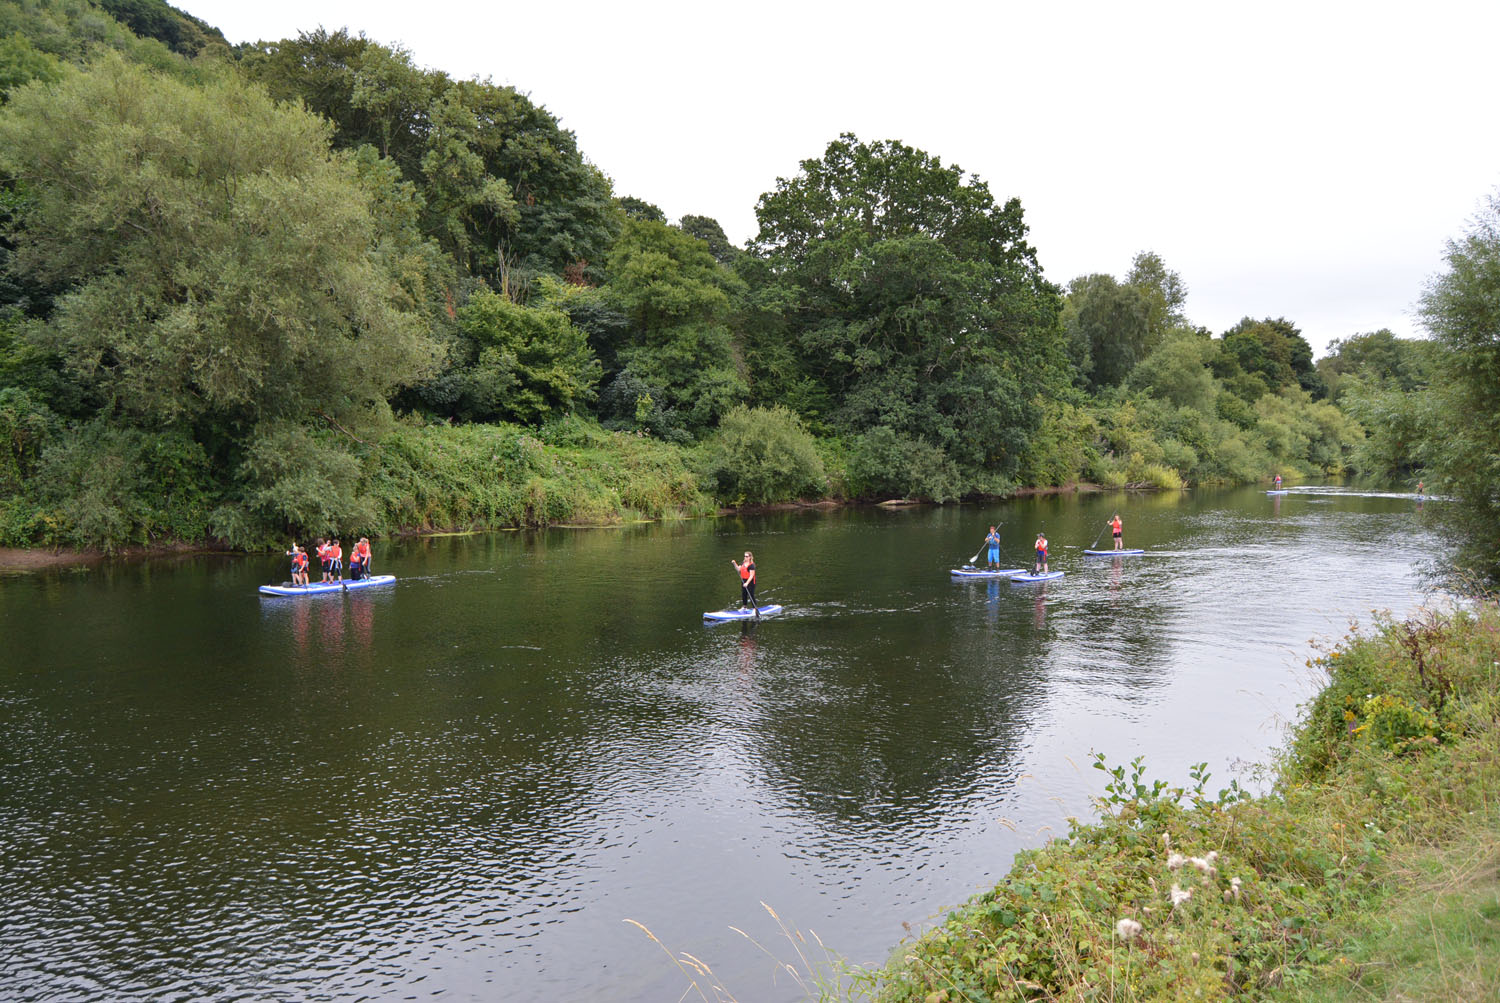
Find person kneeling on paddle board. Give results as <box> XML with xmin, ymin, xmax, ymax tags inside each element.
<box><xmin>1034</xmin><ymin>533</ymin><xmax>1049</xmax><ymax>574</ymax></box>
<box><xmin>1109</xmin><ymin>513</ymin><xmax>1124</xmax><ymax>551</ymax></box>
<box><xmin>984</xmin><ymin>526</ymin><xmax>1001</xmax><ymax>569</ymax></box>
<box><xmin>732</xmin><ymin>551</ymin><xmax>757</xmax><ymax>608</ymax></box>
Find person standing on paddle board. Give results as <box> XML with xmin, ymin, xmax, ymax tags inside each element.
<box><xmin>1108</xmin><ymin>513</ymin><xmax>1124</xmax><ymax>551</ymax></box>
<box><xmin>732</xmin><ymin>551</ymin><xmax>757</xmax><ymax>608</ymax></box>
<box><xmin>984</xmin><ymin>526</ymin><xmax>1002</xmax><ymax>568</ymax></box>
<box><xmin>328</xmin><ymin>539</ymin><xmax>343</xmax><ymax>582</ymax></box>
<box><xmin>315</xmin><ymin>538</ymin><xmax>330</xmax><ymax>583</ymax></box>
<box><xmin>286</xmin><ymin>543</ymin><xmax>309</xmax><ymax>587</ymax></box>
<box><xmin>1273</xmin><ymin>474</ymin><xmax>1282</xmax><ymax>490</ymax></box>
<box><xmin>1417</xmin><ymin>480</ymin><xmax>1424</xmax><ymax>498</ymax></box>
<box><xmin>1034</xmin><ymin>533</ymin><xmax>1049</xmax><ymax>574</ymax></box>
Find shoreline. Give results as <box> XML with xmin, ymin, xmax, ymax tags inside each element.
<box><xmin>0</xmin><ymin>482</ymin><xmax>1139</xmax><ymax>574</ymax></box>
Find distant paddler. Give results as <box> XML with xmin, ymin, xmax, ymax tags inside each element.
<box><xmin>1033</xmin><ymin>533</ymin><xmax>1049</xmax><ymax>575</ymax></box>
<box><xmin>1108</xmin><ymin>513</ymin><xmax>1124</xmax><ymax>551</ymax></box>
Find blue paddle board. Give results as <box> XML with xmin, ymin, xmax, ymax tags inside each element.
<box><xmin>1083</xmin><ymin>549</ymin><xmax>1144</xmax><ymax>556</ymax></box>
<box><xmin>259</xmin><ymin>574</ymin><xmax>396</xmax><ymax>597</ymax></box>
<box><xmin>1266</xmin><ymin>490</ymin><xmax>1288</xmax><ymax>495</ymax></box>
<box><xmin>1010</xmin><ymin>571</ymin><xmax>1064</xmax><ymax>583</ymax></box>
<box><xmin>704</xmin><ymin>604</ymin><xmax>783</xmax><ymax>622</ymax></box>
<box><xmin>951</xmin><ymin>566</ymin><xmax>1026</xmax><ymax>578</ymax></box>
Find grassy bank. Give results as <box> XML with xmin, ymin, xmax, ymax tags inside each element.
<box><xmin>866</xmin><ymin>602</ymin><xmax>1499</xmax><ymax>1002</ymax></box>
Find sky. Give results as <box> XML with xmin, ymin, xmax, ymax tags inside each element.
<box><xmin>185</xmin><ymin>0</ymin><xmax>1500</xmax><ymax>357</ymax></box>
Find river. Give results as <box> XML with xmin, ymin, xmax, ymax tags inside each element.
<box><xmin>0</xmin><ymin>486</ymin><xmax>1438</xmax><ymax>1000</ymax></box>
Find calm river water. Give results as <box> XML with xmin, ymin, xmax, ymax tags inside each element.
<box><xmin>0</xmin><ymin>486</ymin><xmax>1438</xmax><ymax>1001</ymax></box>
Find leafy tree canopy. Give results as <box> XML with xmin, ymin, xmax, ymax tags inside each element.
<box><xmin>742</xmin><ymin>133</ymin><xmax>1064</xmax><ymax>482</ymax></box>
<box><xmin>1417</xmin><ymin>188</ymin><xmax>1500</xmax><ymax>578</ymax></box>
<box><xmin>678</xmin><ymin>214</ymin><xmax>739</xmax><ymax>265</ymax></box>
<box><xmin>239</xmin><ymin>30</ymin><xmax>619</xmax><ymax>284</ymax></box>
<box><xmin>0</xmin><ymin>55</ymin><xmax>438</xmax><ymax>435</ymax></box>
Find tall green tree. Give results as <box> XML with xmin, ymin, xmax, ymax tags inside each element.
<box><xmin>603</xmin><ymin>217</ymin><xmax>746</xmax><ymax>435</ymax></box>
<box><xmin>1063</xmin><ymin>273</ymin><xmax>1153</xmax><ymax>390</ymax></box>
<box><xmin>240</xmin><ymin>31</ymin><xmax>619</xmax><ymax>284</ymax></box>
<box><xmin>0</xmin><ymin>55</ymin><xmax>437</xmax><ymax>434</ymax></box>
<box><xmin>1125</xmin><ymin>250</ymin><xmax>1188</xmax><ymax>340</ymax></box>
<box><xmin>743</xmin><ymin>133</ymin><xmax>1063</xmax><ymax>485</ymax></box>
<box><xmin>1417</xmin><ymin>188</ymin><xmax>1500</xmax><ymax>578</ymax></box>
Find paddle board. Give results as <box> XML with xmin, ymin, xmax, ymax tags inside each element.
<box><xmin>950</xmin><ymin>566</ymin><xmax>1026</xmax><ymax>578</ymax></box>
<box><xmin>1266</xmin><ymin>490</ymin><xmax>1289</xmax><ymax>495</ymax></box>
<box><xmin>703</xmin><ymin>604</ymin><xmax>783</xmax><ymax>622</ymax></box>
<box><xmin>259</xmin><ymin>575</ymin><xmax>396</xmax><ymax>597</ymax></box>
<box><xmin>1010</xmin><ymin>571</ymin><xmax>1064</xmax><ymax>583</ymax></box>
<box><xmin>1083</xmin><ymin>549</ymin><xmax>1145</xmax><ymax>556</ymax></box>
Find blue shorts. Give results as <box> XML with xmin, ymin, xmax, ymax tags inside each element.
<box><xmin>988</xmin><ymin>546</ymin><xmax>999</xmax><ymax>561</ymax></box>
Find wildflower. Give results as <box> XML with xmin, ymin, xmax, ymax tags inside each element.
<box><xmin>1230</xmin><ymin>877</ymin><xmax>1242</xmax><ymax>901</ymax></box>
<box><xmin>1166</xmin><ymin>853</ymin><xmax>1186</xmax><ymax>871</ymax></box>
<box><xmin>1116</xmin><ymin>918</ymin><xmax>1143</xmax><ymax>942</ymax></box>
<box><xmin>1170</xmin><ymin>884</ymin><xmax>1192</xmax><ymax>909</ymax></box>
<box><xmin>1189</xmin><ymin>852</ymin><xmax>1219</xmax><ymax>878</ymax></box>
<box><xmin>1162</xmin><ymin>832</ymin><xmax>1172</xmax><ymax>851</ymax></box>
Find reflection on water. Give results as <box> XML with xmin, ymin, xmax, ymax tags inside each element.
<box><xmin>0</xmin><ymin>487</ymin><xmax>1440</xmax><ymax>1000</ymax></box>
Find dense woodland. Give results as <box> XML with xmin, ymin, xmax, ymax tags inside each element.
<box><xmin>0</xmin><ymin>0</ymin><xmax>1495</xmax><ymax>578</ymax></box>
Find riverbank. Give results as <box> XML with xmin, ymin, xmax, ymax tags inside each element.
<box><xmin>0</xmin><ymin>471</ymin><xmax>1144</xmax><ymax>573</ymax></box>
<box><xmin>868</xmin><ymin>601</ymin><xmax>1500</xmax><ymax>1001</ymax></box>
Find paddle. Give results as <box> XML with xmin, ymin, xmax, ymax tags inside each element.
<box><xmin>1088</xmin><ymin>523</ymin><xmax>1106</xmax><ymax>552</ymax></box>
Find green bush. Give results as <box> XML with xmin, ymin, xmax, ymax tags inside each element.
<box><xmin>845</xmin><ymin>425</ymin><xmax>961</xmax><ymax>501</ymax></box>
<box><xmin>33</xmin><ymin>419</ymin><xmax>213</xmax><ymax>551</ymax></box>
<box><xmin>701</xmin><ymin>404</ymin><xmax>827</xmax><ymax>505</ymax></box>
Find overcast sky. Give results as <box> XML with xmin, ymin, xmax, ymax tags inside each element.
<box><xmin>187</xmin><ymin>0</ymin><xmax>1500</xmax><ymax>356</ymax></box>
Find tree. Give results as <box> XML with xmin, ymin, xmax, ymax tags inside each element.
<box><xmin>454</xmin><ymin>289</ymin><xmax>599</xmax><ymax>423</ymax></box>
<box><xmin>0</xmin><ymin>55</ymin><xmax>437</xmax><ymax>434</ymax></box>
<box><xmin>743</xmin><ymin>133</ymin><xmax>1064</xmax><ymax>484</ymax></box>
<box><xmin>1215</xmin><ymin>317</ymin><xmax>1325</xmax><ymax>399</ymax></box>
<box><xmin>604</xmin><ymin>217</ymin><xmax>746</xmax><ymax>433</ymax></box>
<box><xmin>1316</xmin><ymin>329</ymin><xmax>1435</xmax><ymax>401</ymax></box>
<box><xmin>1063</xmin><ymin>273</ymin><xmax>1153</xmax><ymax>390</ymax></box>
<box><xmin>678</xmin><ymin>214</ymin><xmax>738</xmax><ymax>265</ymax></box>
<box><xmin>240</xmin><ymin>31</ymin><xmax>619</xmax><ymax>283</ymax></box>
<box><xmin>1416</xmin><ymin>188</ymin><xmax>1500</xmax><ymax>578</ymax></box>
<box><xmin>1127</xmin><ymin>328</ymin><xmax>1217</xmax><ymax>412</ymax></box>
<box><xmin>1125</xmin><ymin>250</ymin><xmax>1188</xmax><ymax>339</ymax></box>
<box><xmin>618</xmin><ymin>195</ymin><xmax>665</xmax><ymax>222</ymax></box>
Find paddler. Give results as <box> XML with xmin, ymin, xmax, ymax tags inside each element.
<box><xmin>286</xmin><ymin>543</ymin><xmax>308</xmax><ymax>587</ymax></box>
<box><xmin>1273</xmin><ymin>473</ymin><xmax>1283</xmax><ymax>490</ymax></box>
<box><xmin>315</xmin><ymin>538</ymin><xmax>330</xmax><ymax>583</ymax></box>
<box><xmin>1108</xmin><ymin>513</ymin><xmax>1124</xmax><ymax>551</ymax></box>
<box><xmin>328</xmin><ymin>538</ymin><xmax>343</xmax><ymax>582</ymax></box>
<box><xmin>984</xmin><ymin>525</ymin><xmax>1002</xmax><ymax>569</ymax></box>
<box><xmin>1034</xmin><ymin>532</ymin><xmax>1049</xmax><ymax>574</ymax></box>
<box><xmin>350</xmin><ymin>537</ymin><xmax>372</xmax><ymax>580</ymax></box>
<box><xmin>731</xmin><ymin>550</ymin><xmax>757</xmax><ymax>608</ymax></box>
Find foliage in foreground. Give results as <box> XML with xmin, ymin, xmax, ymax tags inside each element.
<box><xmin>868</xmin><ymin>603</ymin><xmax>1500</xmax><ymax>1002</ymax></box>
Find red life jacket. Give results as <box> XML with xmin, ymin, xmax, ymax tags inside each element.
<box><xmin>739</xmin><ymin>561</ymin><xmax>755</xmax><ymax>582</ymax></box>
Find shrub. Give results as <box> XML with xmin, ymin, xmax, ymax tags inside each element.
<box><xmin>33</xmin><ymin>419</ymin><xmax>213</xmax><ymax>551</ymax></box>
<box><xmin>702</xmin><ymin>404</ymin><xmax>827</xmax><ymax>505</ymax></box>
<box><xmin>845</xmin><ymin>425</ymin><xmax>961</xmax><ymax>501</ymax></box>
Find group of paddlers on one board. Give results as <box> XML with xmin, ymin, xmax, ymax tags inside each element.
<box><xmin>978</xmin><ymin>513</ymin><xmax>1128</xmax><ymax>573</ymax></box>
<box><xmin>283</xmin><ymin>537</ymin><xmax>374</xmax><ymax>586</ymax></box>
